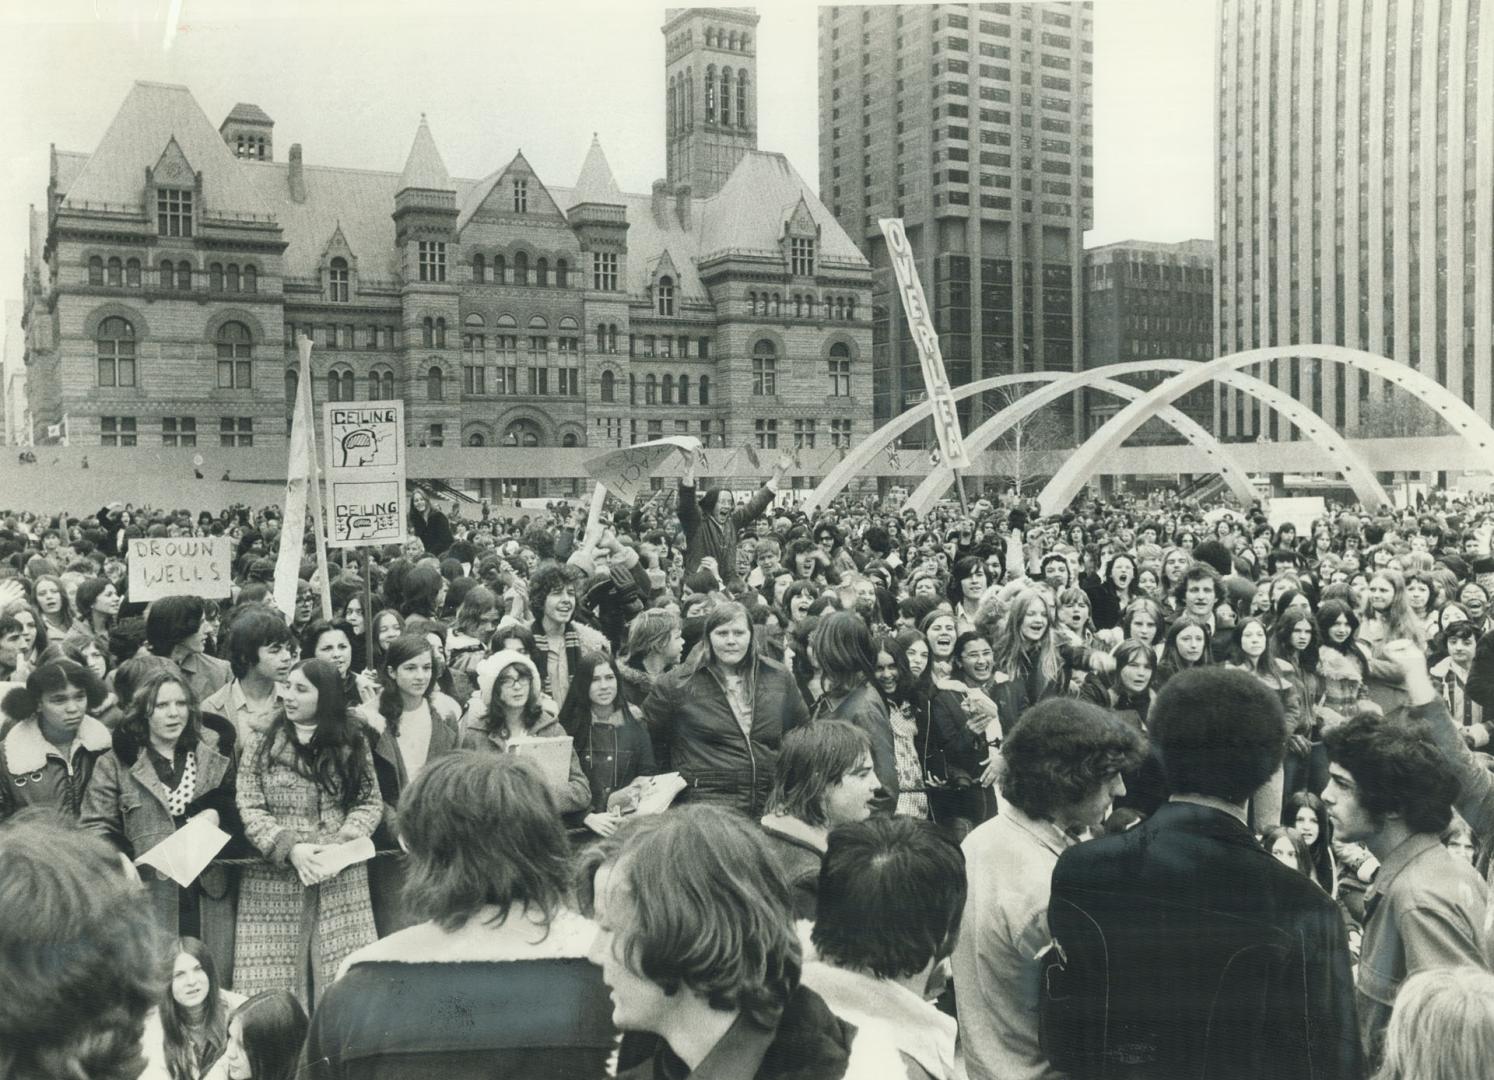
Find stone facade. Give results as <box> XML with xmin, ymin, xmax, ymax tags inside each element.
<box><xmin>22</xmin><ymin>10</ymin><xmax>872</xmax><ymax>495</ymax></box>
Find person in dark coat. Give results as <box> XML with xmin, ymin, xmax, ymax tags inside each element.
<box><xmin>407</xmin><ymin>489</ymin><xmax>454</xmax><ymax>558</ymax></box>
<box><xmin>678</xmin><ymin>449</ymin><xmax>793</xmax><ymax>584</ymax></box>
<box><xmin>1042</xmin><ymin>666</ymin><xmax>1362</xmax><ymax>1080</ymax></box>
<box><xmin>807</xmin><ymin>611</ymin><xmax>899</xmax><ymax>815</ymax></box>
<box><xmin>640</xmin><ymin>601</ymin><xmax>809</xmax><ymax>818</ymax></box>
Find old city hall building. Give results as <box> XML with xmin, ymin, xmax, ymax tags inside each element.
<box><xmin>21</xmin><ymin>7</ymin><xmax>872</xmax><ymax>494</ymax></box>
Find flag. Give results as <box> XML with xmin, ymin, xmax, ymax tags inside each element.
<box><xmin>45</xmin><ymin>423</ymin><xmax>61</xmax><ymax>440</ymax></box>
<box><xmin>742</xmin><ymin>442</ymin><xmax>761</xmax><ymax>469</ymax></box>
<box><xmin>274</xmin><ymin>334</ymin><xmax>325</xmax><ymax>619</ymax></box>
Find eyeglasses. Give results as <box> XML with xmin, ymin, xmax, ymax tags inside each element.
<box><xmin>497</xmin><ymin>675</ymin><xmax>529</xmax><ymax>689</ymax></box>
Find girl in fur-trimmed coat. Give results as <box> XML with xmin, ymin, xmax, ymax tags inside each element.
<box><xmin>234</xmin><ymin>659</ymin><xmax>382</xmax><ymax>1007</ymax></box>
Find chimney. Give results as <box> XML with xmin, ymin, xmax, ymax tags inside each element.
<box><xmin>651</xmin><ymin>179</ymin><xmax>670</xmax><ymax>227</ymax></box>
<box><xmin>288</xmin><ymin>144</ymin><xmax>306</xmax><ymax>203</ymax></box>
<box><xmin>674</xmin><ymin>184</ymin><xmax>692</xmax><ymax>230</ymax></box>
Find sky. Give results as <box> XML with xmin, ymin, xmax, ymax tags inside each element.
<box><xmin>0</xmin><ymin>0</ymin><xmax>1216</xmax><ymax>314</ymax></box>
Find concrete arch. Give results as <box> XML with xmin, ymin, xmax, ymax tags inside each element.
<box><xmin>1039</xmin><ymin>346</ymin><xmax>1494</xmax><ymax>516</ymax></box>
<box><xmin>905</xmin><ymin>361</ymin><xmax>1396</xmax><ymax>515</ymax></box>
<box><xmin>905</xmin><ymin>371</ymin><xmax>1259</xmax><ymax>514</ymax></box>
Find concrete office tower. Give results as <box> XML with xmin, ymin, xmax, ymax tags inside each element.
<box><xmin>1216</xmin><ymin>0</ymin><xmax>1493</xmax><ymax>439</ymax></box>
<box><xmin>1083</xmin><ymin>239</ymin><xmax>1215</xmax><ymax>440</ymax></box>
<box><xmin>819</xmin><ymin>3</ymin><xmax>1095</xmax><ymax>437</ymax></box>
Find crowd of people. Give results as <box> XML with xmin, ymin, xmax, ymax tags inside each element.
<box><xmin>3</xmin><ymin>449</ymin><xmax>1494</xmax><ymax>1080</ymax></box>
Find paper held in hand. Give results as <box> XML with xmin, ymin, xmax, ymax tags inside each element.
<box><xmin>135</xmin><ymin>815</ymin><xmax>231</xmax><ymax>888</ymax></box>
<box><xmin>315</xmin><ymin>836</ymin><xmax>376</xmax><ymax>878</ymax></box>
<box><xmin>506</xmin><ymin>733</ymin><xmax>574</xmax><ymax>794</ymax></box>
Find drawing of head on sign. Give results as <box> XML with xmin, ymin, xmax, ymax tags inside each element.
<box><xmin>338</xmin><ymin>427</ymin><xmax>380</xmax><ymax>468</ymax></box>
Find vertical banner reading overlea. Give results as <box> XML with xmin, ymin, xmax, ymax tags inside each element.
<box><xmin>878</xmin><ymin>218</ymin><xmax>971</xmax><ymax>470</ymax></box>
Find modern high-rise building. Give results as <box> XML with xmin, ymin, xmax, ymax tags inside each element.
<box><xmin>1215</xmin><ymin>0</ymin><xmax>1493</xmax><ymax>441</ymax></box>
<box><xmin>818</xmin><ymin>3</ymin><xmax>1095</xmax><ymax>438</ymax></box>
<box><xmin>1083</xmin><ymin>238</ymin><xmax>1215</xmax><ymax>439</ymax></box>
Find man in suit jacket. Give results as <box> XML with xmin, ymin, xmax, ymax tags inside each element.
<box><xmin>1043</xmin><ymin>667</ymin><xmax>1363</xmax><ymax>1080</ymax></box>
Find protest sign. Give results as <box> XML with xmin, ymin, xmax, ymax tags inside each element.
<box><xmin>127</xmin><ymin>537</ymin><xmax>233</xmax><ymax>601</ymax></box>
<box><xmin>1266</xmin><ymin>496</ymin><xmax>1326</xmax><ymax>534</ymax></box>
<box><xmin>584</xmin><ymin>435</ymin><xmax>702</xmax><ymax>504</ymax></box>
<box><xmin>324</xmin><ymin>401</ymin><xmax>408</xmax><ymax>549</ymax></box>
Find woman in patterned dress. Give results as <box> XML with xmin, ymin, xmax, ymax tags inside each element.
<box><xmin>233</xmin><ymin>658</ymin><xmax>380</xmax><ymax>1006</ymax></box>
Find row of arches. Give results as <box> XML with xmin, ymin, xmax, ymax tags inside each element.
<box><xmin>88</xmin><ymin>256</ymin><xmax>259</xmax><ymax>294</ymax></box>
<box><xmin>705</xmin><ymin>25</ymin><xmax>750</xmax><ymax>51</ymax></box>
<box><xmin>463</xmin><ymin>421</ymin><xmax>582</xmax><ymax>449</ymax></box>
<box><xmin>471</xmin><ymin>252</ymin><xmax>571</xmax><ymax>287</ymax></box>
<box><xmin>703</xmin><ymin>64</ymin><xmax>749</xmax><ymax>128</ymax></box>
<box><xmin>600</xmin><ymin>370</ymin><xmax>712</xmax><ymax>406</ymax></box>
<box><xmin>464</xmin><ymin>313</ymin><xmax>579</xmax><ymax>332</ymax></box>
<box><xmin>747</xmin><ymin>291</ymin><xmax>857</xmax><ymax>320</ymax></box>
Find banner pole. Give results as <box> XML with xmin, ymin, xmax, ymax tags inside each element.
<box><xmin>300</xmin><ymin>358</ymin><xmax>333</xmax><ymax>620</ymax></box>
<box><xmin>363</xmin><ymin>552</ymin><xmax>374</xmax><ymax>674</ymax></box>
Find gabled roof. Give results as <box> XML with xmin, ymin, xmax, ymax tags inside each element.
<box><xmin>697</xmin><ymin>151</ymin><xmax>863</xmax><ymax>264</ymax></box>
<box><xmin>570</xmin><ymin>134</ymin><xmax>623</xmax><ymax>206</ymax></box>
<box><xmin>397</xmin><ymin>115</ymin><xmax>452</xmax><ymax>192</ymax></box>
<box><xmin>60</xmin><ymin>82</ymin><xmax>272</xmax><ymax>219</ymax></box>
<box><xmin>224</xmin><ymin>102</ymin><xmax>273</xmax><ymax>126</ymax></box>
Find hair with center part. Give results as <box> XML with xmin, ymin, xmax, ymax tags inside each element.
<box><xmin>160</xmin><ymin>937</ymin><xmax>228</xmax><ymax>1080</ymax></box>
<box><xmin>765</xmin><ymin>720</ymin><xmax>871</xmax><ymax>827</ymax></box>
<box><xmin>229</xmin><ymin>991</ymin><xmax>309</xmax><ymax>1080</ymax></box>
<box><xmin>399</xmin><ymin>752</ymin><xmax>570</xmax><ymax>932</ymax></box>
<box><xmin>601</xmin><ymin>805</ymin><xmax>800</xmax><ymax>1029</ymax></box>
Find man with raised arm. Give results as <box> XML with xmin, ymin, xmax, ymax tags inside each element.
<box><xmin>678</xmin><ymin>448</ymin><xmax>794</xmax><ymax>585</ymax></box>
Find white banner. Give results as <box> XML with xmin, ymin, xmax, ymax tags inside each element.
<box><xmin>127</xmin><ymin>537</ymin><xmax>233</xmax><ymax>601</ymax></box>
<box><xmin>878</xmin><ymin>218</ymin><xmax>971</xmax><ymax>469</ymax></box>
<box><xmin>324</xmin><ymin>401</ymin><xmax>408</xmax><ymax>549</ymax></box>
<box><xmin>584</xmin><ymin>435</ymin><xmax>703</xmax><ymax>505</ymax></box>
<box><xmin>274</xmin><ymin>335</ymin><xmax>317</xmax><ymax>617</ymax></box>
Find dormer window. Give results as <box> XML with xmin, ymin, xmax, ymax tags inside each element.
<box><xmin>656</xmin><ymin>275</ymin><xmax>675</xmax><ymax>316</ymax></box>
<box><xmin>329</xmin><ymin>257</ymin><xmax>350</xmax><ymax>302</ymax></box>
<box><xmin>513</xmin><ymin>178</ymin><xmax>528</xmax><ymax>213</ymax></box>
<box><xmin>791</xmin><ymin>237</ymin><xmax>815</xmax><ymax>277</ymax></box>
<box><xmin>157</xmin><ymin>189</ymin><xmax>193</xmax><ymax>237</ymax></box>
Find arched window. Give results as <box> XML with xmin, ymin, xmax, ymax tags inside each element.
<box><xmin>244</xmin><ymin>265</ymin><xmax>257</xmax><ymax>293</ymax></box>
<box><xmin>465</xmin><ymin>313</ymin><xmax>486</xmax><ymax>331</ymax></box>
<box><xmin>88</xmin><ymin>256</ymin><xmax>104</xmax><ymax>285</ymax></box>
<box><xmin>158</xmin><ymin>259</ymin><xmax>172</xmax><ymax>288</ymax></box>
<box><xmin>527</xmin><ymin>315</ymin><xmax>548</xmax><ymax>331</ymax></box>
<box><xmin>426</xmin><ymin>366</ymin><xmax>444</xmax><ymax>401</ymax></box>
<box><xmin>748</xmin><ymin>291</ymin><xmax>757</xmax><ymax>315</ymax></box>
<box><xmin>467</xmin><ymin>432</ymin><xmax>486</xmax><ymax>447</ymax></box>
<box><xmin>435</xmin><ymin>318</ymin><xmax>447</xmax><ymax>348</ymax></box>
<box><xmin>496</xmin><ymin>313</ymin><xmax>519</xmax><ymax>329</ymax></box>
<box><xmin>126</xmin><ymin>258</ymin><xmax>141</xmax><ymax>287</ymax></box>
<box><xmin>493</xmin><ymin>254</ymin><xmax>506</xmax><ymax>285</ymax></box>
<box><xmin>601</xmin><ymin>369</ymin><xmax>616</xmax><ymax>402</ymax></box>
<box><xmin>503</xmin><ymin>419</ymin><xmax>542</xmax><ymax>447</ymax></box>
<box><xmin>561</xmin><ymin>432</ymin><xmax>579</xmax><ymax>448</ymax></box>
<box><xmin>176</xmin><ymin>261</ymin><xmax>193</xmax><ymax>291</ymax></box>
<box><xmin>667</xmin><ymin>77</ymin><xmax>677</xmax><ymax>135</ymax></box>
<box><xmin>368</xmin><ymin>367</ymin><xmax>394</xmax><ymax>400</ymax></box>
<box><xmin>727</xmin><ymin>30</ymin><xmax>737</xmax><ymax>50</ymax></box>
<box><xmin>285</xmin><ymin>367</ymin><xmax>299</xmax><ymax>424</ymax></box>
<box><xmin>698</xmin><ymin>374</ymin><xmax>710</xmax><ymax>405</ymax></box>
<box><xmin>216</xmin><ymin>321</ymin><xmax>253</xmax><ymax>388</ymax></box>
<box><xmin>705</xmin><ymin>64</ymin><xmax>716</xmax><ymax>121</ymax></box>
<box><xmin>328</xmin><ymin>366</ymin><xmax>354</xmax><ymax>402</ymax></box>
<box><xmin>535</xmin><ymin>257</ymin><xmax>548</xmax><ymax>287</ymax></box>
<box><xmin>794</xmin><ymin>294</ymin><xmax>803</xmax><ymax>318</ymax></box>
<box><xmin>686</xmin><ymin>67</ymin><xmax>693</xmax><ymax>126</ymax></box>
<box><xmin>805</xmin><ymin>294</ymin><xmax>816</xmax><ymax>319</ymax></box>
<box><xmin>107</xmin><ymin>257</ymin><xmax>122</xmax><ymax>287</ymax></box>
<box><xmin>596</xmin><ymin>323</ymin><xmax>608</xmax><ymax>353</ymax></box>
<box><xmin>751</xmin><ymin>339</ymin><xmax>777</xmax><ymax>395</ymax></box>
<box><xmin>720</xmin><ymin>68</ymin><xmax>732</xmax><ymax>126</ymax></box>
<box><xmin>772</xmin><ymin>292</ymin><xmax>782</xmax><ymax>315</ymax></box>
<box><xmin>675</xmin><ymin>374</ymin><xmax>688</xmax><ymax>404</ymax></box>
<box><xmin>96</xmin><ymin>316</ymin><xmax>136</xmax><ymax>387</ymax></box>
<box><xmin>846</xmin><ymin>297</ymin><xmax>856</xmax><ymax>320</ymax></box>
<box><xmin>607</xmin><ymin>324</ymin><xmax>618</xmax><ymax>354</ymax></box>
<box><xmin>657</xmin><ymin>275</ymin><xmax>675</xmax><ymax>316</ymax></box>
<box><xmin>473</xmin><ymin>253</ymin><xmax>486</xmax><ymax>283</ymax></box>
<box><xmin>556</xmin><ymin>259</ymin><xmax>569</xmax><ymax>288</ymax></box>
<box><xmin>226</xmin><ymin>264</ymin><xmax>241</xmax><ymax>292</ymax></box>
<box><xmin>736</xmin><ymin>70</ymin><xmax>748</xmax><ymax>126</ymax></box>
<box><xmin>706</xmin><ymin>27</ymin><xmax>715</xmax><ymax>47</ymax></box>
<box><xmin>210</xmin><ymin>263</ymin><xmax>224</xmax><ymax>291</ymax></box>
<box><xmin>834</xmin><ymin>297</ymin><xmax>845</xmax><ymax>320</ymax></box>
<box><xmin>559</xmin><ymin>315</ymin><xmax>579</xmax><ymax>331</ymax></box>
<box><xmin>514</xmin><ymin>251</ymin><xmax>529</xmax><ymax>286</ymax></box>
<box><xmin>329</xmin><ymin>257</ymin><xmax>349</xmax><ymax>302</ymax></box>
<box><xmin>629</xmin><ymin>373</ymin><xmax>637</xmax><ymax>405</ymax></box>
<box><xmin>422</xmin><ymin>317</ymin><xmax>434</xmax><ymax>347</ymax></box>
<box><xmin>662</xmin><ymin>374</ymin><xmax>675</xmax><ymax>404</ymax></box>
<box><xmin>645</xmin><ymin>374</ymin><xmax>658</xmax><ymax>404</ymax></box>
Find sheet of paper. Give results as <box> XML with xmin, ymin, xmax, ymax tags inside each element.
<box><xmin>134</xmin><ymin>815</ymin><xmax>231</xmax><ymax>888</ymax></box>
<box><xmin>506</xmin><ymin>734</ymin><xmax>574</xmax><ymax>794</ymax></box>
<box><xmin>315</xmin><ymin>836</ymin><xmax>376</xmax><ymax>878</ymax></box>
<box><xmin>632</xmin><ymin>772</ymin><xmax>689</xmax><ymax>816</ymax></box>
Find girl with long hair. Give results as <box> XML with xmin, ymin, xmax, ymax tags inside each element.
<box><xmin>1086</xmin><ymin>551</ymin><xmax>1139</xmax><ymax>632</ymax></box>
<box><xmin>463</xmin><ymin>650</ymin><xmax>591</xmax><ymax>815</ymax></box>
<box><xmin>987</xmin><ymin>590</ymin><xmax>1067</xmax><ymax>720</ymax></box>
<box><xmin>946</xmin><ymin>555</ymin><xmax>988</xmax><ymax>634</ymax></box>
<box><xmin>872</xmin><ymin>632</ymin><xmax>930</xmax><ymax>819</ymax></box>
<box><xmin>556</xmin><ymin>649</ymin><xmax>657</xmax><ymax>836</ymax></box>
<box><xmin>1154</xmin><ymin>614</ymin><xmax>1213</xmax><ymax>689</ymax></box>
<box><xmin>1158</xmin><ymin>547</ymin><xmax>1193</xmax><ymax>614</ymax></box>
<box><xmin>809</xmin><ymin>611</ymin><xmax>899</xmax><ymax>815</ymax></box>
<box><xmin>1316</xmin><ymin>599</ymin><xmax>1372</xmax><ymax>722</ymax></box>
<box><xmin>919</xmin><ymin>607</ymin><xmax>959</xmax><ymax>681</ymax></box>
<box><xmin>1119</xmin><ymin>597</ymin><xmax>1167</xmax><ymax>653</ymax></box>
<box><xmin>367</xmin><ymin>608</ymin><xmax>404</xmax><ymax>675</ymax></box>
<box><xmin>1262</xmin><ymin>825</ymin><xmax>1316</xmax><ymax>879</ymax></box>
<box><xmin>618</xmin><ymin>608</ymin><xmax>684</xmax><ymax>708</ymax></box>
<box><xmin>150</xmin><ymin>937</ymin><xmax>245</xmax><ymax>1080</ymax></box>
<box><xmin>220</xmin><ymin>990</ymin><xmax>308</xmax><ymax>1080</ymax></box>
<box><xmin>1285</xmin><ymin>790</ymin><xmax>1338</xmax><ymax>897</ymax></box>
<box><xmin>234</xmin><ymin>659</ymin><xmax>381</xmax><ymax>1004</ymax></box>
<box><xmin>32</xmin><ymin>574</ymin><xmax>74</xmax><ymax>640</ymax></box>
<box><xmin>1224</xmin><ymin>617</ymin><xmax>1303</xmax><ymax>828</ymax></box>
<box><xmin>81</xmin><ymin>669</ymin><xmax>241</xmax><ymax>971</ymax></box>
